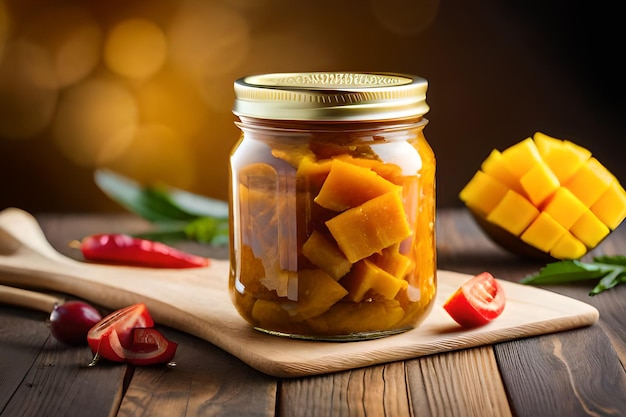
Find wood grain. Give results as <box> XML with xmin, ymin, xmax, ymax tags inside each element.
<box><xmin>118</xmin><ymin>327</ymin><xmax>277</xmax><ymax>417</ymax></box>
<box><xmin>0</xmin><ymin>305</ymin><xmax>127</xmax><ymax>417</ymax></box>
<box><xmin>281</xmin><ymin>361</ymin><xmax>412</xmax><ymax>417</ymax></box>
<box><xmin>0</xmin><ymin>208</ymin><xmax>600</xmax><ymax>378</ymax></box>
<box><xmin>495</xmin><ymin>325</ymin><xmax>626</xmax><ymax>417</ymax></box>
<box><xmin>406</xmin><ymin>346</ymin><xmax>512</xmax><ymax>417</ymax></box>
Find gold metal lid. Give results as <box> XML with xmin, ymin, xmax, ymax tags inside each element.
<box><xmin>233</xmin><ymin>72</ymin><xmax>428</xmax><ymax>121</ymax></box>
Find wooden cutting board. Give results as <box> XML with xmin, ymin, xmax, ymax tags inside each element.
<box><xmin>0</xmin><ymin>208</ymin><xmax>599</xmax><ymax>378</ymax></box>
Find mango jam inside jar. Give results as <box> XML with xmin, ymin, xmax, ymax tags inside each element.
<box><xmin>229</xmin><ymin>72</ymin><xmax>436</xmax><ymax>341</ymax></box>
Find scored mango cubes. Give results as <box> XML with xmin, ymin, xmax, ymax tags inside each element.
<box><xmin>460</xmin><ymin>132</ymin><xmax>626</xmax><ymax>260</ymax></box>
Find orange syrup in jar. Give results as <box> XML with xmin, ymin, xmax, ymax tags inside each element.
<box><xmin>229</xmin><ymin>72</ymin><xmax>436</xmax><ymax>341</ymax></box>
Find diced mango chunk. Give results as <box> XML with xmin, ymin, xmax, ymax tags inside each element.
<box><xmin>590</xmin><ymin>181</ymin><xmax>626</xmax><ymax>230</ymax></box>
<box><xmin>459</xmin><ymin>170</ymin><xmax>509</xmax><ymax>216</ymax></box>
<box><xmin>534</xmin><ymin>132</ymin><xmax>591</xmax><ymax>183</ymax></box>
<box><xmin>369</xmin><ymin>245</ymin><xmax>414</xmax><ymax>279</ymax></box>
<box><xmin>306</xmin><ymin>300</ymin><xmax>405</xmax><ymax>335</ymax></box>
<box><xmin>542</xmin><ymin>187</ymin><xmax>588</xmax><ymax>230</ymax></box>
<box><xmin>550</xmin><ymin>232</ymin><xmax>587</xmax><ymax>260</ymax></box>
<box><xmin>564</xmin><ymin>157</ymin><xmax>614</xmax><ymax>206</ymax></box>
<box><xmin>291</xmin><ymin>269</ymin><xmax>349</xmax><ymax>321</ymax></box>
<box><xmin>340</xmin><ymin>259</ymin><xmax>408</xmax><ymax>302</ymax></box>
<box><xmin>314</xmin><ymin>159</ymin><xmax>400</xmax><ymax>211</ymax></box>
<box><xmin>570</xmin><ymin>210</ymin><xmax>610</xmax><ymax>248</ymax></box>
<box><xmin>520</xmin><ymin>212</ymin><xmax>567</xmax><ymax>252</ymax></box>
<box><xmin>519</xmin><ymin>160</ymin><xmax>560</xmax><ymax>206</ymax></box>
<box><xmin>301</xmin><ymin>230</ymin><xmax>352</xmax><ymax>280</ymax></box>
<box><xmin>481</xmin><ymin>150</ymin><xmax>523</xmax><ymax>194</ymax></box>
<box><xmin>499</xmin><ymin>137</ymin><xmax>542</xmax><ymax>178</ymax></box>
<box><xmin>486</xmin><ymin>190</ymin><xmax>539</xmax><ymax>236</ymax></box>
<box><xmin>296</xmin><ymin>155</ymin><xmax>333</xmax><ymax>191</ymax></box>
<box><xmin>326</xmin><ymin>190</ymin><xmax>412</xmax><ymax>263</ymax></box>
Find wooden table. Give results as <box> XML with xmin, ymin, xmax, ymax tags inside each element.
<box><xmin>1</xmin><ymin>208</ymin><xmax>625</xmax><ymax>417</ymax></box>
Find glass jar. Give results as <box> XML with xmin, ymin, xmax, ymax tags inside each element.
<box><xmin>229</xmin><ymin>72</ymin><xmax>436</xmax><ymax>341</ymax></box>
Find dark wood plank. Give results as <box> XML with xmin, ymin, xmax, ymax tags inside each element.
<box><xmin>0</xmin><ymin>306</ymin><xmax>51</xmax><ymax>413</ymax></box>
<box><xmin>280</xmin><ymin>362</ymin><xmax>411</xmax><ymax>417</ymax></box>
<box><xmin>406</xmin><ymin>346</ymin><xmax>512</xmax><ymax>417</ymax></box>
<box><xmin>0</xmin><ymin>306</ymin><xmax>128</xmax><ymax>417</ymax></box>
<box><xmin>495</xmin><ymin>325</ymin><xmax>626</xmax><ymax>417</ymax></box>
<box><xmin>118</xmin><ymin>327</ymin><xmax>277</xmax><ymax>417</ymax></box>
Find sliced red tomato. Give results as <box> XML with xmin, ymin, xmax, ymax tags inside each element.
<box><xmin>100</xmin><ymin>327</ymin><xmax>178</xmax><ymax>365</ymax></box>
<box><xmin>87</xmin><ymin>303</ymin><xmax>154</xmax><ymax>356</ymax></box>
<box><xmin>87</xmin><ymin>303</ymin><xmax>177</xmax><ymax>365</ymax></box>
<box><xmin>443</xmin><ymin>272</ymin><xmax>506</xmax><ymax>327</ymax></box>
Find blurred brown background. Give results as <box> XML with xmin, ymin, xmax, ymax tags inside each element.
<box><xmin>0</xmin><ymin>0</ymin><xmax>623</xmax><ymax>213</ymax></box>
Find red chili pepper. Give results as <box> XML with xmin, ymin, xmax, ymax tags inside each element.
<box><xmin>75</xmin><ymin>234</ymin><xmax>210</xmax><ymax>268</ymax></box>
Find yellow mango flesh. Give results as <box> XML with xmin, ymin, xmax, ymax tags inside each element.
<box><xmin>520</xmin><ymin>160</ymin><xmax>560</xmax><ymax>206</ymax></box>
<box><xmin>499</xmin><ymin>137</ymin><xmax>543</xmax><ymax>178</ymax></box>
<box><xmin>481</xmin><ymin>150</ymin><xmax>524</xmax><ymax>195</ymax></box>
<box><xmin>233</xmin><ymin>143</ymin><xmax>436</xmax><ymax>337</ymax></box>
<box><xmin>591</xmin><ymin>181</ymin><xmax>626</xmax><ymax>230</ymax></box>
<box><xmin>459</xmin><ymin>170</ymin><xmax>508</xmax><ymax>216</ymax></box>
<box><xmin>564</xmin><ymin>157</ymin><xmax>614</xmax><ymax>206</ymax></box>
<box><xmin>460</xmin><ymin>132</ymin><xmax>626</xmax><ymax>260</ymax></box>
<box><xmin>340</xmin><ymin>259</ymin><xmax>408</xmax><ymax>302</ymax></box>
<box><xmin>534</xmin><ymin>132</ymin><xmax>591</xmax><ymax>183</ymax></box>
<box><xmin>314</xmin><ymin>159</ymin><xmax>400</xmax><ymax>211</ymax></box>
<box><xmin>301</xmin><ymin>230</ymin><xmax>352</xmax><ymax>280</ymax></box>
<box><xmin>486</xmin><ymin>190</ymin><xmax>539</xmax><ymax>236</ymax></box>
<box><xmin>326</xmin><ymin>190</ymin><xmax>412</xmax><ymax>263</ymax></box>
<box><xmin>520</xmin><ymin>212</ymin><xmax>567</xmax><ymax>252</ymax></box>
<box><xmin>570</xmin><ymin>210</ymin><xmax>610</xmax><ymax>248</ymax></box>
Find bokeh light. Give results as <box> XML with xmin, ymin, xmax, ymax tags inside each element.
<box><xmin>136</xmin><ymin>67</ymin><xmax>209</xmax><ymax>137</ymax></box>
<box><xmin>0</xmin><ymin>0</ymin><xmax>448</xmax><ymax>210</ymax></box>
<box><xmin>20</xmin><ymin>4</ymin><xmax>102</xmax><ymax>87</ymax></box>
<box><xmin>52</xmin><ymin>78</ymin><xmax>138</xmax><ymax>166</ymax></box>
<box><xmin>105</xmin><ymin>124</ymin><xmax>196</xmax><ymax>191</ymax></box>
<box><xmin>167</xmin><ymin>0</ymin><xmax>249</xmax><ymax>79</ymax></box>
<box><xmin>104</xmin><ymin>18</ymin><xmax>167</xmax><ymax>80</ymax></box>
<box><xmin>0</xmin><ymin>39</ymin><xmax>58</xmax><ymax>139</ymax></box>
<box><xmin>0</xmin><ymin>0</ymin><xmax>10</xmax><ymax>62</ymax></box>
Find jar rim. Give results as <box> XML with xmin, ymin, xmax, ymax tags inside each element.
<box><xmin>233</xmin><ymin>72</ymin><xmax>429</xmax><ymax>122</ymax></box>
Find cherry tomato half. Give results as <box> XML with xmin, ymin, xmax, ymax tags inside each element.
<box><xmin>443</xmin><ymin>272</ymin><xmax>506</xmax><ymax>327</ymax></box>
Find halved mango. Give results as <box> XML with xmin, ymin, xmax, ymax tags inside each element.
<box><xmin>460</xmin><ymin>132</ymin><xmax>626</xmax><ymax>260</ymax></box>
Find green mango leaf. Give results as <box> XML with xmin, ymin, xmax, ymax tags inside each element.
<box><xmin>94</xmin><ymin>169</ymin><xmax>229</xmax><ymax>245</ymax></box>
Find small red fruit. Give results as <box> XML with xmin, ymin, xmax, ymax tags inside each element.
<box><xmin>443</xmin><ymin>272</ymin><xmax>506</xmax><ymax>328</ymax></box>
<box><xmin>87</xmin><ymin>303</ymin><xmax>177</xmax><ymax>365</ymax></box>
<box><xmin>49</xmin><ymin>301</ymin><xmax>103</xmax><ymax>345</ymax></box>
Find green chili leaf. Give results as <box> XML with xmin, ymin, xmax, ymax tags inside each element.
<box><xmin>589</xmin><ymin>268</ymin><xmax>623</xmax><ymax>295</ymax></box>
<box><xmin>592</xmin><ymin>255</ymin><xmax>626</xmax><ymax>266</ymax></box>
<box><xmin>521</xmin><ymin>256</ymin><xmax>626</xmax><ymax>296</ymax></box>
<box><xmin>93</xmin><ymin>169</ymin><xmax>229</xmax><ymax>245</ymax></box>
<box><xmin>183</xmin><ymin>217</ymin><xmax>229</xmax><ymax>245</ymax></box>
